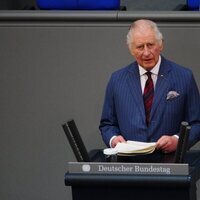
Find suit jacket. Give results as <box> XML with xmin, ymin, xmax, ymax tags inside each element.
<box><xmin>99</xmin><ymin>56</ymin><xmax>200</xmax><ymax>148</ymax></box>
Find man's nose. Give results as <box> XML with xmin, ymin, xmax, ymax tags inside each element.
<box><xmin>143</xmin><ymin>45</ymin><xmax>151</xmax><ymax>56</ymax></box>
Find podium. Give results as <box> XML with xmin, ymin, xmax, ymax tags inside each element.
<box><xmin>65</xmin><ymin>150</ymin><xmax>200</xmax><ymax>200</ymax></box>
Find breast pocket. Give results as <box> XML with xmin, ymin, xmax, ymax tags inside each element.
<box><xmin>165</xmin><ymin>95</ymin><xmax>185</xmax><ymax>117</ymax></box>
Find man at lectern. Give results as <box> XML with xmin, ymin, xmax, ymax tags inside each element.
<box><xmin>99</xmin><ymin>19</ymin><xmax>200</xmax><ymax>153</ymax></box>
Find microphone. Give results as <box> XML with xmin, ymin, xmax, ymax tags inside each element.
<box><xmin>174</xmin><ymin>121</ymin><xmax>190</xmax><ymax>163</ymax></box>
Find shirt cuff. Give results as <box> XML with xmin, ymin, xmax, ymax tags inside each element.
<box><xmin>173</xmin><ymin>134</ymin><xmax>179</xmax><ymax>139</ymax></box>
<box><xmin>109</xmin><ymin>136</ymin><xmax>117</xmax><ymax>148</ymax></box>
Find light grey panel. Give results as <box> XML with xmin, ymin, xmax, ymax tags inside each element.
<box><xmin>159</xmin><ymin>24</ymin><xmax>200</xmax><ymax>88</ymax></box>
<box><xmin>0</xmin><ymin>25</ymin><xmax>130</xmax><ymax>200</ymax></box>
<box><xmin>0</xmin><ymin>12</ymin><xmax>200</xmax><ymax>200</ymax></box>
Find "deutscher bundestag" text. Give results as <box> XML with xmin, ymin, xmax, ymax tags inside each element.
<box><xmin>98</xmin><ymin>164</ymin><xmax>171</xmax><ymax>174</ymax></box>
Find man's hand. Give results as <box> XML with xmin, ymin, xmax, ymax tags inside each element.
<box><xmin>111</xmin><ymin>135</ymin><xmax>126</xmax><ymax>148</ymax></box>
<box><xmin>156</xmin><ymin>135</ymin><xmax>178</xmax><ymax>153</ymax></box>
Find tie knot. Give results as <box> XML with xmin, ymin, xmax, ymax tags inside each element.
<box><xmin>146</xmin><ymin>71</ymin><xmax>152</xmax><ymax>78</ymax></box>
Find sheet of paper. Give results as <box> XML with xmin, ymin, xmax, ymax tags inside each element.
<box><xmin>114</xmin><ymin>140</ymin><xmax>156</xmax><ymax>155</ymax></box>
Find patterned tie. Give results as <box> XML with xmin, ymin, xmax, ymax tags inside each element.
<box><xmin>143</xmin><ymin>71</ymin><xmax>154</xmax><ymax>126</ymax></box>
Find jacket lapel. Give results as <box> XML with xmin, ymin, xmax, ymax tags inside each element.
<box><xmin>127</xmin><ymin>62</ymin><xmax>146</xmax><ymax>123</ymax></box>
<box><xmin>150</xmin><ymin>57</ymin><xmax>172</xmax><ymax>121</ymax></box>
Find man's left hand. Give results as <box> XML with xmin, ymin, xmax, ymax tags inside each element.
<box><xmin>156</xmin><ymin>135</ymin><xmax>178</xmax><ymax>153</ymax></box>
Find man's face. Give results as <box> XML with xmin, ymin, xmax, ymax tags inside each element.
<box><xmin>130</xmin><ymin>28</ymin><xmax>163</xmax><ymax>70</ymax></box>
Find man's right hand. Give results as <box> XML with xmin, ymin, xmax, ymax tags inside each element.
<box><xmin>111</xmin><ymin>135</ymin><xmax>126</xmax><ymax>148</ymax></box>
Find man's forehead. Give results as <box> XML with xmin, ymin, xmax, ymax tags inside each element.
<box><xmin>132</xmin><ymin>32</ymin><xmax>157</xmax><ymax>44</ymax></box>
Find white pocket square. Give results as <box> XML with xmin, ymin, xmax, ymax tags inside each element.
<box><xmin>166</xmin><ymin>91</ymin><xmax>180</xmax><ymax>100</ymax></box>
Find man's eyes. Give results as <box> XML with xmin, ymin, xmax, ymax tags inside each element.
<box><xmin>136</xmin><ymin>43</ymin><xmax>155</xmax><ymax>50</ymax></box>
<box><xmin>147</xmin><ymin>43</ymin><xmax>154</xmax><ymax>48</ymax></box>
<box><xmin>137</xmin><ymin>45</ymin><xmax>144</xmax><ymax>50</ymax></box>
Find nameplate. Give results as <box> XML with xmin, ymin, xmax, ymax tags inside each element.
<box><xmin>67</xmin><ymin>162</ymin><xmax>189</xmax><ymax>176</ymax></box>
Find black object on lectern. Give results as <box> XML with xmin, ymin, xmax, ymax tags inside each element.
<box><xmin>62</xmin><ymin>119</ymin><xmax>90</xmax><ymax>162</ymax></box>
<box><xmin>174</xmin><ymin>121</ymin><xmax>190</xmax><ymax>163</ymax></box>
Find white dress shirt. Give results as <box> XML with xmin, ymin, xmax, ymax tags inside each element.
<box><xmin>139</xmin><ymin>55</ymin><xmax>161</xmax><ymax>94</ymax></box>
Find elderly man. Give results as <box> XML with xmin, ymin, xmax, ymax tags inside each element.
<box><xmin>99</xmin><ymin>19</ymin><xmax>200</xmax><ymax>153</ymax></box>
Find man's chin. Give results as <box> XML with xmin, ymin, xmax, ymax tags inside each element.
<box><xmin>141</xmin><ymin>64</ymin><xmax>155</xmax><ymax>70</ymax></box>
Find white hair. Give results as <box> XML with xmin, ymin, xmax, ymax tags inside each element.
<box><xmin>127</xmin><ymin>19</ymin><xmax>163</xmax><ymax>50</ymax></box>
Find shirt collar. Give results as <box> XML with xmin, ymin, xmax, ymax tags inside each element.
<box><xmin>138</xmin><ymin>55</ymin><xmax>161</xmax><ymax>76</ymax></box>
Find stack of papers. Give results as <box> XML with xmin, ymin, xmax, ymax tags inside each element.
<box><xmin>114</xmin><ymin>140</ymin><xmax>156</xmax><ymax>156</ymax></box>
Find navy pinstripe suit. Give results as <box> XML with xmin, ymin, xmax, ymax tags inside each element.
<box><xmin>99</xmin><ymin>56</ymin><xmax>200</xmax><ymax>148</ymax></box>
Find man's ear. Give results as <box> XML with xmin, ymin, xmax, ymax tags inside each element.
<box><xmin>130</xmin><ymin>50</ymin><xmax>135</xmax><ymax>57</ymax></box>
<box><xmin>160</xmin><ymin>40</ymin><xmax>164</xmax><ymax>51</ymax></box>
<box><xmin>128</xmin><ymin>46</ymin><xmax>135</xmax><ymax>57</ymax></box>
